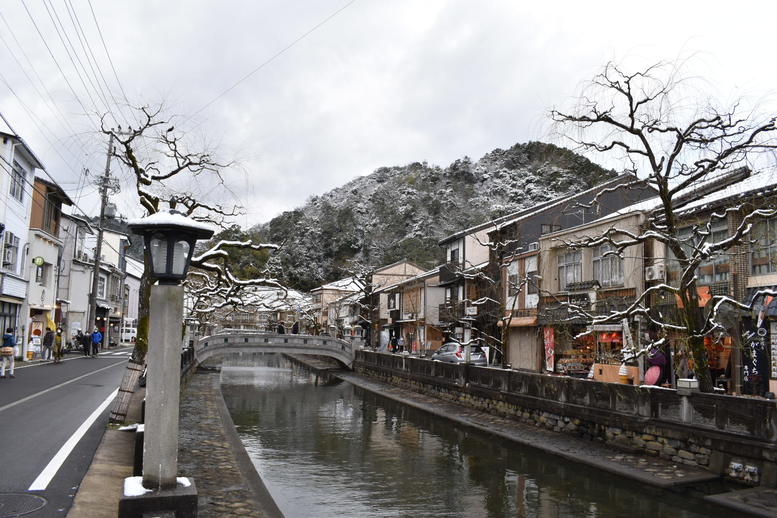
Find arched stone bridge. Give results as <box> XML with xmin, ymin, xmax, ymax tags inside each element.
<box><xmin>194</xmin><ymin>332</ymin><xmax>355</xmax><ymax>368</ymax></box>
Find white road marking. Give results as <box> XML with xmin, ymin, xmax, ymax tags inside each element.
<box><xmin>0</xmin><ymin>362</ymin><xmax>124</xmax><ymax>414</ymax></box>
<box><xmin>28</xmin><ymin>387</ymin><xmax>119</xmax><ymax>491</ymax></box>
<box><xmin>14</xmin><ymin>350</ymin><xmax>133</xmax><ymax>369</ymax></box>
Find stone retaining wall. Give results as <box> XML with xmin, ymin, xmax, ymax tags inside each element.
<box><xmin>355</xmin><ymin>351</ymin><xmax>777</xmax><ymax>487</ymax></box>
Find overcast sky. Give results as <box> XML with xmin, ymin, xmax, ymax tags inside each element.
<box><xmin>0</xmin><ymin>0</ymin><xmax>775</xmax><ymax>227</ymax></box>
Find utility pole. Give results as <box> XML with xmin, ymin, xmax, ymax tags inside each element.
<box><xmin>87</xmin><ymin>133</ymin><xmax>114</xmax><ymax>344</ymax></box>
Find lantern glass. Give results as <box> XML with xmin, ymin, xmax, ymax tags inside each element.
<box><xmin>171</xmin><ymin>240</ymin><xmax>190</xmax><ymax>276</ymax></box>
<box><xmin>150</xmin><ymin>233</ymin><xmax>168</xmax><ymax>275</ymax></box>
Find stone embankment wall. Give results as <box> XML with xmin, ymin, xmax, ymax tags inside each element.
<box><xmin>354</xmin><ymin>351</ymin><xmax>777</xmax><ymax>487</ymax></box>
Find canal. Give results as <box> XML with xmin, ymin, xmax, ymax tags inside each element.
<box><xmin>220</xmin><ymin>354</ymin><xmax>729</xmax><ymax>518</ymax></box>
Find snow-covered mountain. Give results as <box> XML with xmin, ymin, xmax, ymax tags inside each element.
<box><xmin>253</xmin><ymin>141</ymin><xmax>615</xmax><ymax>291</ymax></box>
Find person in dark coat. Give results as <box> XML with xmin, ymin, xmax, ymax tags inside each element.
<box><xmin>42</xmin><ymin>328</ymin><xmax>55</xmax><ymax>361</ymax></box>
<box><xmin>78</xmin><ymin>330</ymin><xmax>90</xmax><ymax>356</ymax></box>
<box><xmin>291</xmin><ymin>322</ymin><xmax>299</xmax><ymax>334</ymax></box>
<box><xmin>277</xmin><ymin>323</ymin><xmax>285</xmax><ymax>334</ymax></box>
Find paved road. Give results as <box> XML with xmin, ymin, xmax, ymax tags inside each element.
<box><xmin>0</xmin><ymin>347</ymin><xmax>133</xmax><ymax>518</ymax></box>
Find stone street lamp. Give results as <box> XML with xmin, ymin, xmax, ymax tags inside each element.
<box><xmin>120</xmin><ymin>209</ymin><xmax>213</xmax><ymax>517</ymax></box>
<box><xmin>132</xmin><ymin>210</ymin><xmax>215</xmax><ymax>285</ymax></box>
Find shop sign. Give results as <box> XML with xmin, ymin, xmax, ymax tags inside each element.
<box><xmin>771</xmin><ymin>322</ymin><xmax>777</xmax><ymax>379</ymax></box>
<box><xmin>543</xmin><ymin>327</ymin><xmax>555</xmax><ymax>372</ymax></box>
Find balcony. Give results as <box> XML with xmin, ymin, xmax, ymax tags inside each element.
<box><xmin>438</xmin><ymin>261</ymin><xmax>461</xmax><ymax>285</ymax></box>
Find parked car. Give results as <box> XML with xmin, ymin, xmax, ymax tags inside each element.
<box><xmin>430</xmin><ymin>342</ymin><xmax>487</xmax><ymax>366</ymax></box>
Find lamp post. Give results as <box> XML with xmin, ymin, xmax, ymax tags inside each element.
<box><xmin>128</xmin><ymin>210</ymin><xmax>213</xmax><ymax>492</ymax></box>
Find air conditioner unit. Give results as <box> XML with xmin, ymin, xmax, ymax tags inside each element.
<box><xmin>527</xmin><ymin>242</ymin><xmax>540</xmax><ymax>252</ymax></box>
<box><xmin>402</xmin><ymin>313</ymin><xmax>415</xmax><ymax>320</ymax></box>
<box><xmin>645</xmin><ymin>264</ymin><xmax>665</xmax><ymax>282</ymax></box>
<box><xmin>465</xmin><ymin>306</ymin><xmax>478</xmax><ymax>316</ymax></box>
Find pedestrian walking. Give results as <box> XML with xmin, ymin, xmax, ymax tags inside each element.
<box><xmin>91</xmin><ymin>328</ymin><xmax>102</xmax><ymax>357</ymax></box>
<box><xmin>53</xmin><ymin>328</ymin><xmax>63</xmax><ymax>364</ymax></box>
<box><xmin>77</xmin><ymin>330</ymin><xmax>90</xmax><ymax>356</ymax></box>
<box><xmin>1</xmin><ymin>327</ymin><xmax>16</xmax><ymax>378</ymax></box>
<box><xmin>42</xmin><ymin>327</ymin><xmax>54</xmax><ymax>361</ymax></box>
<box><xmin>291</xmin><ymin>321</ymin><xmax>299</xmax><ymax>334</ymax></box>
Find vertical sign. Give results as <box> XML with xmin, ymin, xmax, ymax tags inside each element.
<box><xmin>543</xmin><ymin>327</ymin><xmax>555</xmax><ymax>372</ymax></box>
<box><xmin>770</xmin><ymin>321</ymin><xmax>777</xmax><ymax>379</ymax></box>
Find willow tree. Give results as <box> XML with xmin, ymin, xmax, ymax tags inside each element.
<box><xmin>551</xmin><ymin>62</ymin><xmax>777</xmax><ymax>392</ymax></box>
<box><xmin>102</xmin><ymin>106</ymin><xmax>282</xmax><ymax>363</ymax></box>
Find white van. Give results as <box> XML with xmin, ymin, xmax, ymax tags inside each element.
<box><xmin>121</xmin><ymin>319</ymin><xmax>137</xmax><ymax>343</ymax></box>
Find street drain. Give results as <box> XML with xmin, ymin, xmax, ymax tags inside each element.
<box><xmin>0</xmin><ymin>493</ymin><xmax>46</xmax><ymax>517</ymax></box>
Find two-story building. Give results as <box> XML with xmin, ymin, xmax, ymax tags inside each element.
<box><xmin>27</xmin><ymin>177</ymin><xmax>72</xmax><ymax>343</ymax></box>
<box><xmin>58</xmin><ymin>213</ymin><xmax>95</xmax><ymax>338</ymax></box>
<box><xmin>0</xmin><ymin>118</ymin><xmax>42</xmax><ymax>355</ymax></box>
<box><xmin>380</xmin><ymin>267</ymin><xmax>445</xmax><ymax>354</ymax></box>
<box><xmin>480</xmin><ymin>173</ymin><xmax>656</xmax><ymax>367</ymax></box>
<box><xmin>363</xmin><ymin>260</ymin><xmax>425</xmax><ymax>348</ymax></box>
<box><xmin>538</xmin><ymin>210</ymin><xmax>649</xmax><ymax>382</ymax></box>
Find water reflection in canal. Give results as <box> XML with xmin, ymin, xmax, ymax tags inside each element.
<box><xmin>220</xmin><ymin>354</ymin><xmax>728</xmax><ymax>518</ymax></box>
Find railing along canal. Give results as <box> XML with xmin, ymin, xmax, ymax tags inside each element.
<box><xmin>193</xmin><ymin>332</ymin><xmax>357</xmax><ymax>368</ymax></box>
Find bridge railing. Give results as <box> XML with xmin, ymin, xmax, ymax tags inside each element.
<box><xmin>194</xmin><ymin>332</ymin><xmax>357</xmax><ymax>367</ymax></box>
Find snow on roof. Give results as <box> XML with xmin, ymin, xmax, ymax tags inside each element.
<box><xmin>676</xmin><ymin>168</ymin><xmax>777</xmax><ymax>214</ymax></box>
<box><xmin>127</xmin><ymin>211</ymin><xmax>216</xmax><ymax>234</ymax></box>
<box><xmin>374</xmin><ymin>265</ymin><xmax>441</xmax><ymax>293</ymax></box>
<box><xmin>585</xmin><ymin>167</ymin><xmax>775</xmax><ymax>225</ymax></box>
<box><xmin>314</xmin><ymin>276</ymin><xmax>364</xmax><ymax>292</ymax></box>
<box><xmin>478</xmin><ymin>173</ymin><xmax>644</xmax><ymax>238</ymax></box>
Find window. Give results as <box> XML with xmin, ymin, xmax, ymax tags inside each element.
<box><xmin>526</xmin><ymin>255</ymin><xmax>539</xmax><ymax>295</ymax></box>
<box><xmin>387</xmin><ymin>293</ymin><xmax>398</xmax><ymax>310</ymax></box>
<box><xmin>593</xmin><ymin>243</ymin><xmax>623</xmax><ymax>287</ymax></box>
<box><xmin>752</xmin><ymin>217</ymin><xmax>777</xmax><ymax>275</ymax></box>
<box><xmin>10</xmin><ymin>161</ymin><xmax>26</xmax><ymax>201</ymax></box>
<box><xmin>541</xmin><ymin>224</ymin><xmax>561</xmax><ymax>235</ymax></box>
<box><xmin>42</xmin><ymin>195</ymin><xmax>60</xmax><ymax>235</ymax></box>
<box><xmin>35</xmin><ymin>264</ymin><xmax>48</xmax><ymax>284</ymax></box>
<box><xmin>449</xmin><ymin>248</ymin><xmax>459</xmax><ymax>264</ymax></box>
<box><xmin>558</xmin><ymin>250</ymin><xmax>582</xmax><ymax>291</ymax></box>
<box><xmin>112</xmin><ymin>275</ymin><xmax>122</xmax><ymax>299</ymax></box>
<box><xmin>97</xmin><ymin>274</ymin><xmax>107</xmax><ymax>299</ymax></box>
<box><xmin>2</xmin><ymin>232</ymin><xmax>19</xmax><ymax>273</ymax></box>
<box><xmin>670</xmin><ymin>222</ymin><xmax>730</xmax><ymax>285</ymax></box>
<box><xmin>507</xmin><ymin>260</ymin><xmax>521</xmax><ymax>297</ymax></box>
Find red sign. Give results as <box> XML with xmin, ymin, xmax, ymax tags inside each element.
<box><xmin>543</xmin><ymin>327</ymin><xmax>555</xmax><ymax>372</ymax></box>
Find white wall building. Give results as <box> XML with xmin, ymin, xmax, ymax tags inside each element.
<box><xmin>0</xmin><ymin>116</ymin><xmax>43</xmax><ymax>357</ymax></box>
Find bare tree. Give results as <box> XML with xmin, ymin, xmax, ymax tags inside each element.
<box><xmin>551</xmin><ymin>62</ymin><xmax>777</xmax><ymax>391</ymax></box>
<box><xmin>103</xmin><ymin>105</ymin><xmax>283</xmax><ymax>362</ymax></box>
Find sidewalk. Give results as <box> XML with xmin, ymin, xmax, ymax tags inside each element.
<box><xmin>66</xmin><ymin>387</ymin><xmax>144</xmax><ymax>518</ymax></box>
<box><xmin>67</xmin><ymin>368</ymin><xmax>281</xmax><ymax>518</ymax></box>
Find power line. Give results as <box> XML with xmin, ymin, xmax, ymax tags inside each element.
<box><xmin>86</xmin><ymin>0</ymin><xmax>139</xmax><ymax>127</ymax></box>
<box><xmin>60</xmin><ymin>0</ymin><xmax>122</xmax><ymax>125</ymax></box>
<box><xmin>189</xmin><ymin>0</ymin><xmax>359</xmax><ymax>119</ymax></box>
<box><xmin>0</xmin><ymin>10</ymin><xmax>92</xmax><ymax>157</ymax></box>
<box><xmin>19</xmin><ymin>0</ymin><xmax>100</xmax><ymax>130</ymax></box>
<box><xmin>0</xmin><ymin>69</ymin><xmax>93</xmax><ymax>183</ymax></box>
<box><xmin>0</xmin><ymin>153</ymin><xmax>127</xmax><ymax>259</ymax></box>
<box><xmin>39</xmin><ymin>0</ymin><xmax>113</xmax><ymax>123</ymax></box>
<box><xmin>65</xmin><ymin>0</ymin><xmax>132</xmax><ymax>126</ymax></box>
